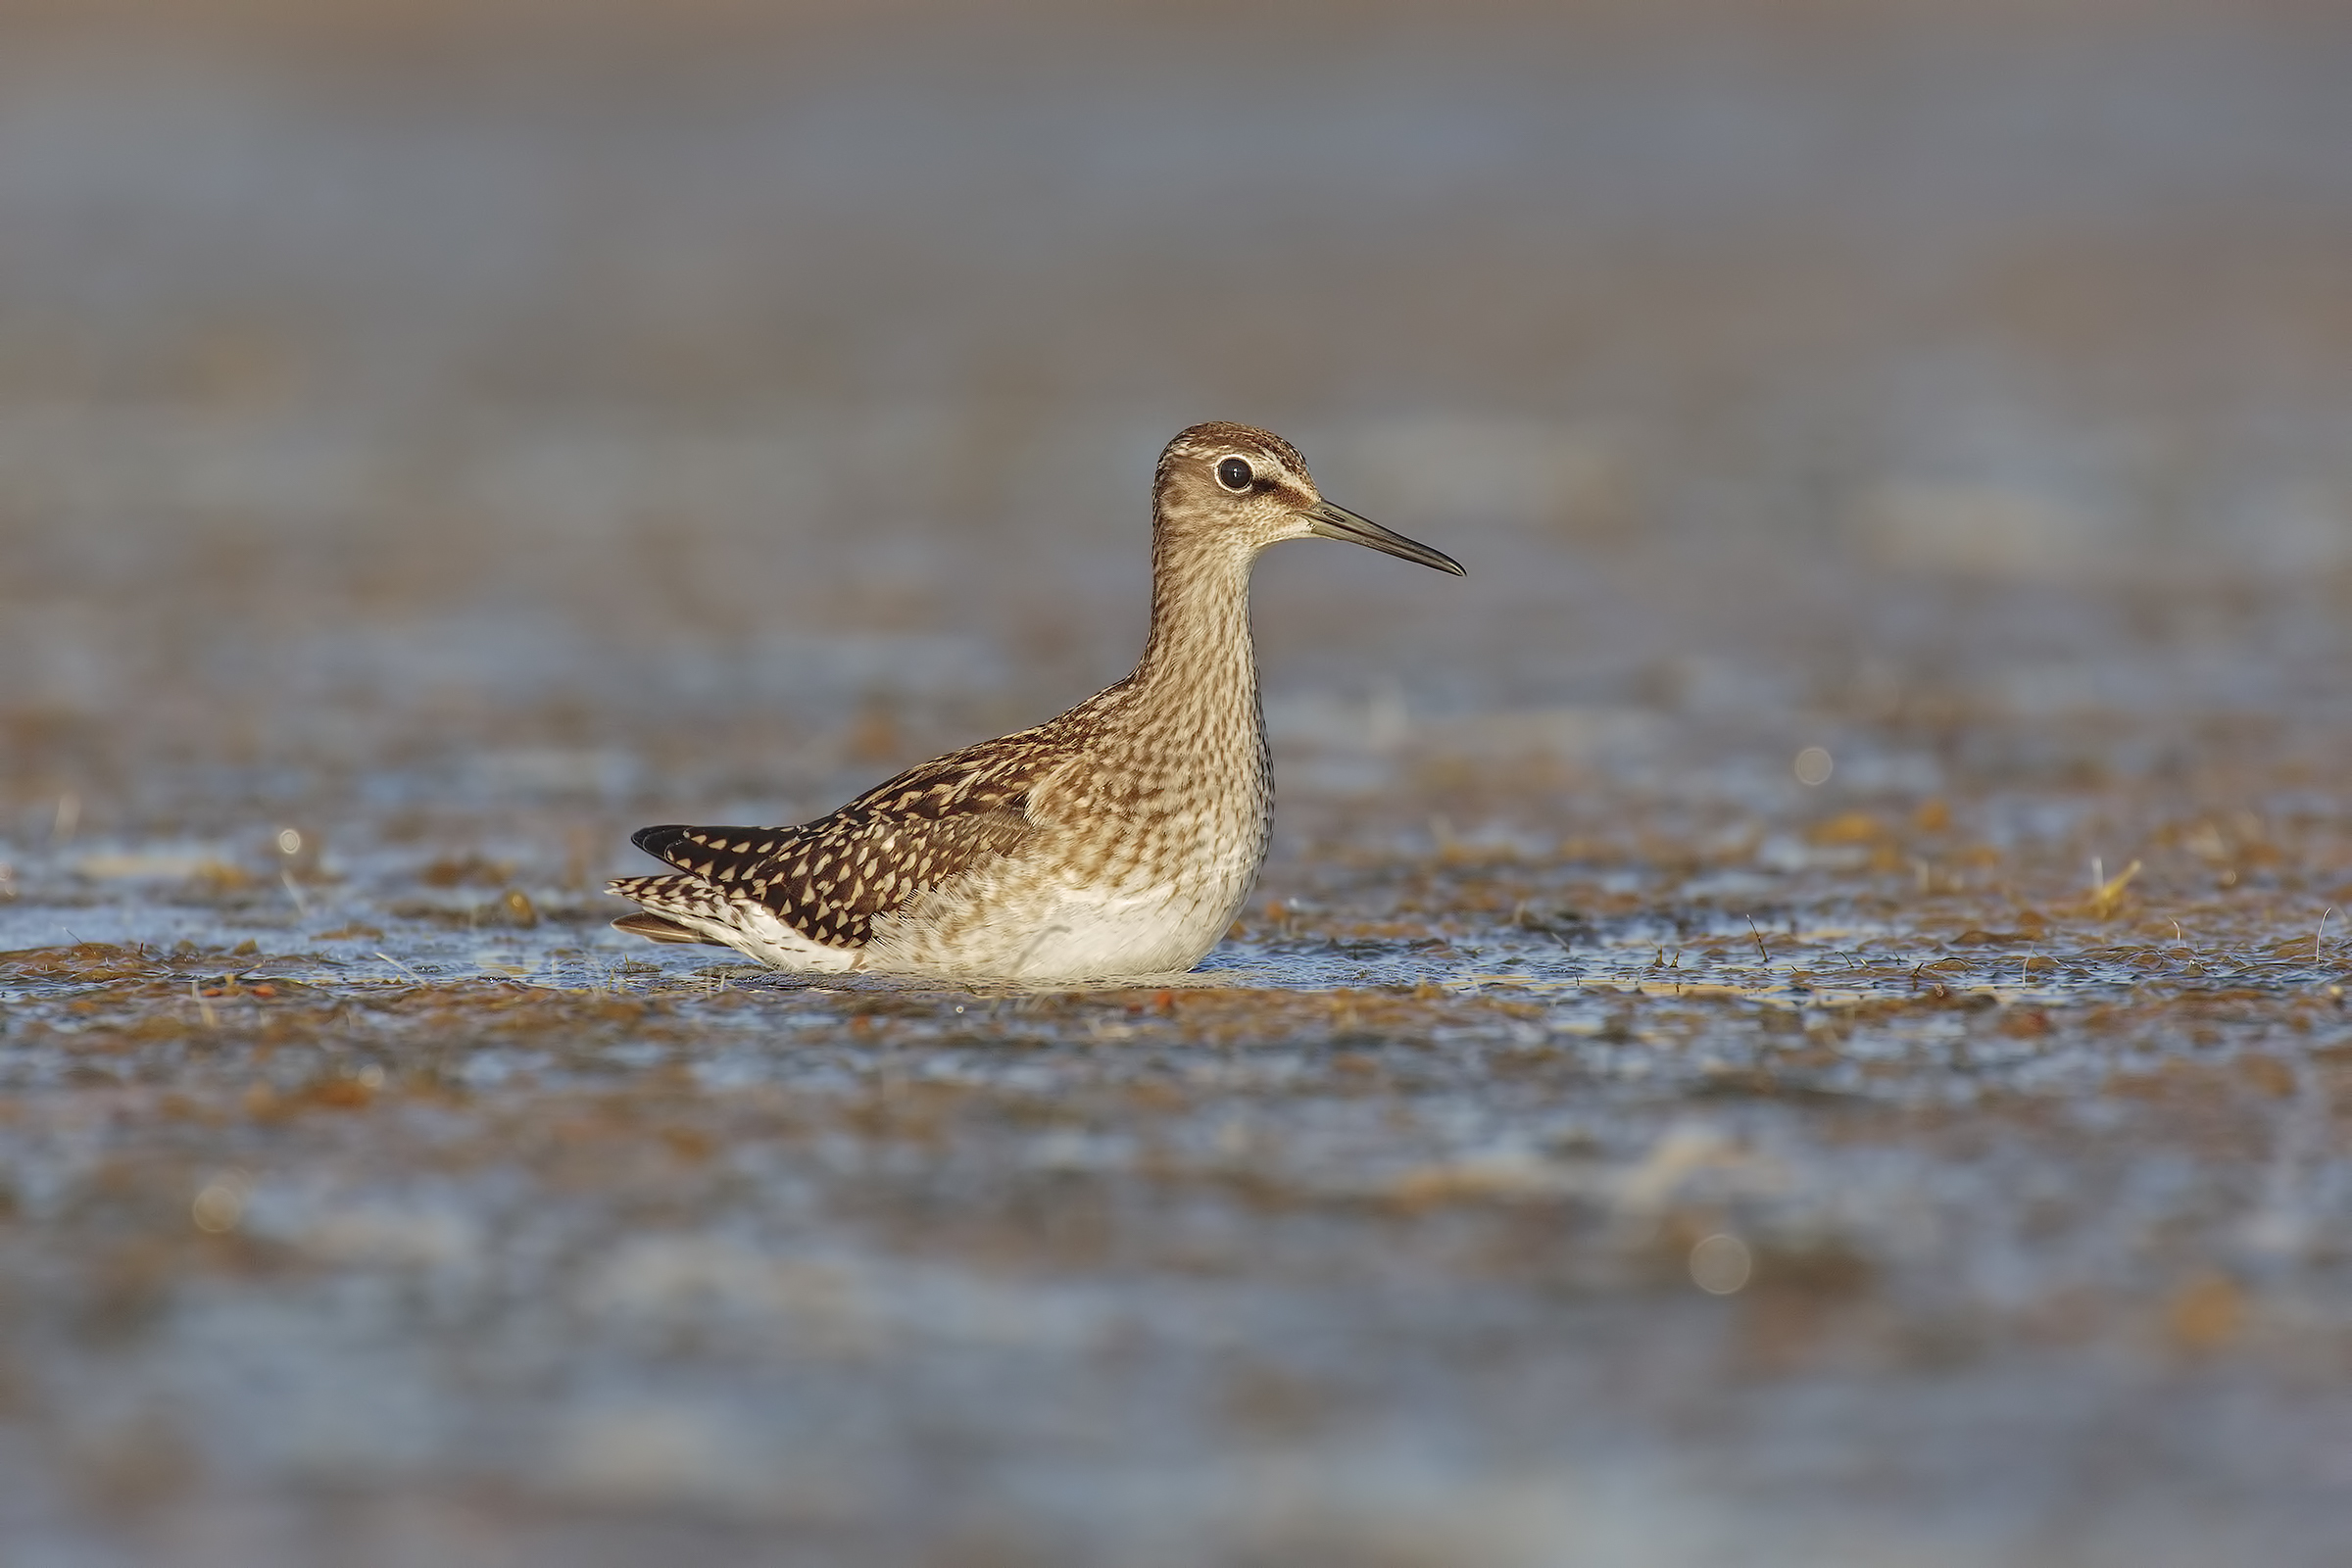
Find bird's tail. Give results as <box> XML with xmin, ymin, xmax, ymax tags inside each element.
<box><xmin>612</xmin><ymin>911</ymin><xmax>714</xmax><ymax>945</ymax></box>
<box><xmin>607</xmin><ymin>873</ymin><xmax>731</xmax><ymax>948</ymax></box>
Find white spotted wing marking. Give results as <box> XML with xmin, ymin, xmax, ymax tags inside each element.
<box><xmin>610</xmin><ymin>737</ymin><xmax>1060</xmax><ymax>961</ymax></box>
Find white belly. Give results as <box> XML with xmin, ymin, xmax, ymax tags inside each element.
<box><xmin>862</xmin><ymin>867</ymin><xmax>1250</xmax><ymax>983</ymax></box>
<box><xmin>1006</xmin><ymin>885</ymin><xmax>1234</xmax><ymax>980</ymax></box>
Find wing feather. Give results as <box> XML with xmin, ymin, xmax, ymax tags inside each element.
<box><xmin>618</xmin><ymin>736</ymin><xmax>1066</xmax><ymax>949</ymax></box>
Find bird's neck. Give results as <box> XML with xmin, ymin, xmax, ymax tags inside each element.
<box><xmin>1130</xmin><ymin>533</ymin><xmax>1261</xmax><ymax>718</ymax></box>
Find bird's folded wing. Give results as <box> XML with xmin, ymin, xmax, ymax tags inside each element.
<box><xmin>627</xmin><ymin>741</ymin><xmax>1061</xmax><ymax>948</ymax></box>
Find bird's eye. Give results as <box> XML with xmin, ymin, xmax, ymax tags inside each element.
<box><xmin>1216</xmin><ymin>457</ymin><xmax>1253</xmax><ymax>491</ymax></box>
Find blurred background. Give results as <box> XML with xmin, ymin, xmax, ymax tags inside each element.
<box><xmin>6</xmin><ymin>3</ymin><xmax>2352</xmax><ymax>1565</ymax></box>
<box><xmin>5</xmin><ymin>0</ymin><xmax>2350</xmax><ymax>835</ymax></box>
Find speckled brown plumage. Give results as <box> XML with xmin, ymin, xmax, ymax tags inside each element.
<box><xmin>608</xmin><ymin>420</ymin><xmax>1462</xmax><ymax>981</ymax></box>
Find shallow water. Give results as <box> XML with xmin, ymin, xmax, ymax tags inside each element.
<box><xmin>7</xmin><ymin>6</ymin><xmax>2352</xmax><ymax>1565</ymax></box>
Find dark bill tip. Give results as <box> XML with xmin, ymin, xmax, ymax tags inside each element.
<box><xmin>1305</xmin><ymin>501</ymin><xmax>1466</xmax><ymax>576</ymax></box>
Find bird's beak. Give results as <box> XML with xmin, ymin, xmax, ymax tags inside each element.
<box><xmin>1304</xmin><ymin>500</ymin><xmax>1466</xmax><ymax>575</ymax></box>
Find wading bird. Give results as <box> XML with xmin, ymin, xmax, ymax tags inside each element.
<box><xmin>610</xmin><ymin>421</ymin><xmax>1461</xmax><ymax>981</ymax></box>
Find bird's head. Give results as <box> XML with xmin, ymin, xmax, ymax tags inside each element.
<box><xmin>1152</xmin><ymin>421</ymin><xmax>1464</xmax><ymax>576</ymax></box>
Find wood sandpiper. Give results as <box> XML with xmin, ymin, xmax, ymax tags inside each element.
<box><xmin>609</xmin><ymin>421</ymin><xmax>1463</xmax><ymax>981</ymax></box>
